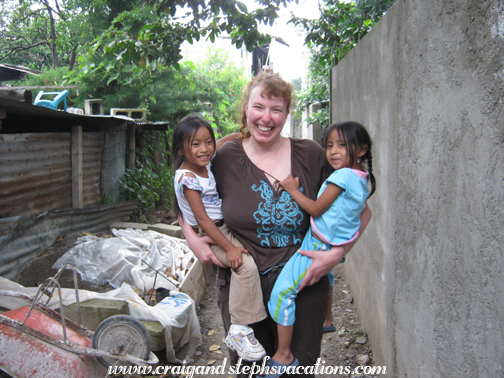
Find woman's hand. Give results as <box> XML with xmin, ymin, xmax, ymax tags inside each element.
<box><xmin>179</xmin><ymin>215</ymin><xmax>227</xmax><ymax>268</ymax></box>
<box><xmin>298</xmin><ymin>247</ymin><xmax>344</xmax><ymax>290</ymax></box>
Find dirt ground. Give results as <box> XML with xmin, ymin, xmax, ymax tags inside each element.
<box><xmin>194</xmin><ymin>267</ymin><xmax>378</xmax><ymax>378</ymax></box>
<box><xmin>13</xmin><ymin>231</ymin><xmax>379</xmax><ymax>378</ymax></box>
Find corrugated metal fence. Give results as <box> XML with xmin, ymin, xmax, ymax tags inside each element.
<box><xmin>0</xmin><ymin>132</ymin><xmax>113</xmax><ymax>218</ymax></box>
<box><xmin>0</xmin><ymin>200</ymin><xmax>137</xmax><ymax>280</ymax></box>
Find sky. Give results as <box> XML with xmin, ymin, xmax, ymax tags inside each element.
<box><xmin>241</xmin><ymin>0</ymin><xmax>321</xmax><ymax>81</ymax></box>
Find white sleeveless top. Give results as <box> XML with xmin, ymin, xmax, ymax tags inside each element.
<box><xmin>174</xmin><ymin>164</ymin><xmax>223</xmax><ymax>226</ymax></box>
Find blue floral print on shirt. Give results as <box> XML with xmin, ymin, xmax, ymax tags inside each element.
<box><xmin>252</xmin><ymin>180</ymin><xmax>304</xmax><ymax>247</ymax></box>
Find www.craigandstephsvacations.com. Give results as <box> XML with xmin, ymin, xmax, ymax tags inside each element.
<box><xmin>107</xmin><ymin>357</ymin><xmax>387</xmax><ymax>377</ymax></box>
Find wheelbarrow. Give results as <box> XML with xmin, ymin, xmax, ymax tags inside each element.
<box><xmin>0</xmin><ymin>266</ymin><xmax>158</xmax><ymax>378</ymax></box>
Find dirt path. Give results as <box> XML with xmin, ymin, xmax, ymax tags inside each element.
<box><xmin>194</xmin><ymin>265</ymin><xmax>378</xmax><ymax>378</ymax></box>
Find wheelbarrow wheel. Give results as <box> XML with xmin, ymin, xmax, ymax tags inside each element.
<box><xmin>92</xmin><ymin>315</ymin><xmax>151</xmax><ymax>367</ymax></box>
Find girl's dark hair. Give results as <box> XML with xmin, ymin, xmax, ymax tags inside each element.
<box><xmin>172</xmin><ymin>113</ymin><xmax>216</xmax><ymax>170</ymax></box>
<box><xmin>323</xmin><ymin>121</ymin><xmax>376</xmax><ymax>197</ymax></box>
<box><xmin>172</xmin><ymin>114</ymin><xmax>216</xmax><ymax>219</ymax></box>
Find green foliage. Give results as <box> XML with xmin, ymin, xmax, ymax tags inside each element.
<box><xmin>71</xmin><ymin>0</ymin><xmax>294</xmax><ymax>88</ymax></box>
<box><xmin>193</xmin><ymin>48</ymin><xmax>249</xmax><ymax>136</ymax></box>
<box><xmin>291</xmin><ymin>0</ymin><xmax>395</xmax><ymax>129</ymax></box>
<box><xmin>291</xmin><ymin>1</ymin><xmax>374</xmax><ymax>69</ymax></box>
<box><xmin>118</xmin><ymin>148</ymin><xmax>175</xmax><ymax>214</ymax></box>
<box><xmin>356</xmin><ymin>0</ymin><xmax>396</xmax><ymax>22</ymax></box>
<box><xmin>63</xmin><ymin>47</ymin><xmax>248</xmax><ymax>127</ymax></box>
<box><xmin>1</xmin><ymin>0</ymin><xmax>297</xmax><ymax>74</ymax></box>
<box><xmin>101</xmin><ymin>190</ymin><xmax>116</xmax><ymax>205</ymax></box>
<box><xmin>87</xmin><ymin>0</ymin><xmax>294</xmax><ymax>73</ymax></box>
<box><xmin>0</xmin><ymin>0</ymin><xmax>88</xmax><ymax>69</ymax></box>
<box><xmin>291</xmin><ymin>77</ymin><xmax>302</xmax><ymax>92</ymax></box>
<box><xmin>22</xmin><ymin>67</ymin><xmax>69</xmax><ymax>86</ymax></box>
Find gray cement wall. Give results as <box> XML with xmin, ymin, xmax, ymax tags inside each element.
<box><xmin>104</xmin><ymin>130</ymin><xmax>127</xmax><ymax>201</ymax></box>
<box><xmin>330</xmin><ymin>0</ymin><xmax>504</xmax><ymax>376</ymax></box>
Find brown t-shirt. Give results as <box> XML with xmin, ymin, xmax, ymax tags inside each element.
<box><xmin>212</xmin><ymin>138</ymin><xmax>332</xmax><ymax>271</ymax></box>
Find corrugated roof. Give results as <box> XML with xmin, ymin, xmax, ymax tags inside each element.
<box><xmin>0</xmin><ymin>64</ymin><xmax>40</xmax><ymax>82</ymax></box>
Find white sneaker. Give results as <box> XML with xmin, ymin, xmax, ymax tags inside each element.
<box><xmin>225</xmin><ymin>326</ymin><xmax>266</xmax><ymax>361</ymax></box>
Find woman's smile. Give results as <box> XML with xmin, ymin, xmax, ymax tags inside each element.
<box><xmin>245</xmin><ymin>84</ymin><xmax>289</xmax><ymax>145</ymax></box>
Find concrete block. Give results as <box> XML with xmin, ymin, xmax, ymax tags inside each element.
<box><xmin>110</xmin><ymin>221</ymin><xmax>149</xmax><ymax>232</ymax></box>
<box><xmin>139</xmin><ymin>319</ymin><xmax>166</xmax><ymax>352</ymax></box>
<box><xmin>148</xmin><ymin>223</ymin><xmax>183</xmax><ymax>238</ymax></box>
<box><xmin>84</xmin><ymin>99</ymin><xmax>104</xmax><ymax>115</ymax></box>
<box><xmin>179</xmin><ymin>260</ymin><xmax>216</xmax><ymax>308</ymax></box>
<box><xmin>63</xmin><ymin>298</ymin><xmax>129</xmax><ymax>331</ymax></box>
<box><xmin>110</xmin><ymin>108</ymin><xmax>147</xmax><ymax>121</ymax></box>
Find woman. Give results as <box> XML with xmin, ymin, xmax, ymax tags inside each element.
<box><xmin>181</xmin><ymin>71</ymin><xmax>371</xmax><ymax>377</ymax></box>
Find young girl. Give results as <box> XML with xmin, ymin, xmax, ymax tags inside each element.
<box><xmin>172</xmin><ymin>114</ymin><xmax>268</xmax><ymax>362</ymax></box>
<box><xmin>263</xmin><ymin>121</ymin><xmax>376</xmax><ymax>376</ymax></box>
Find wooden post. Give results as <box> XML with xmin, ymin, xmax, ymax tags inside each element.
<box><xmin>71</xmin><ymin>125</ymin><xmax>83</xmax><ymax>208</ymax></box>
<box><xmin>100</xmin><ymin>132</ymin><xmax>109</xmax><ymax>196</ymax></box>
<box><xmin>126</xmin><ymin>123</ymin><xmax>136</xmax><ymax>169</ymax></box>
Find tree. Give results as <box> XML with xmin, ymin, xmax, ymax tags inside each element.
<box><xmin>0</xmin><ymin>0</ymin><xmax>89</xmax><ymax>69</ymax></box>
<box><xmin>356</xmin><ymin>0</ymin><xmax>395</xmax><ymax>22</ymax></box>
<box><xmin>74</xmin><ymin>0</ymin><xmax>296</xmax><ymax>95</ymax></box>
<box><xmin>290</xmin><ymin>0</ymin><xmax>395</xmax><ymax>128</ymax></box>
<box><xmin>193</xmin><ymin>47</ymin><xmax>249</xmax><ymax>137</ymax></box>
<box><xmin>1</xmin><ymin>1</ymin><xmax>297</xmax><ymax>72</ymax></box>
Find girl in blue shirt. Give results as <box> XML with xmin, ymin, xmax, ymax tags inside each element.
<box><xmin>260</xmin><ymin>121</ymin><xmax>376</xmax><ymax>377</ymax></box>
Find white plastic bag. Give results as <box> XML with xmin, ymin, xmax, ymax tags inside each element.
<box><xmin>52</xmin><ymin>228</ymin><xmax>195</xmax><ymax>294</ymax></box>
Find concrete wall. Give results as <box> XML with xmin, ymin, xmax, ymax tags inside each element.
<box><xmin>330</xmin><ymin>0</ymin><xmax>504</xmax><ymax>376</ymax></box>
<box><xmin>103</xmin><ymin>130</ymin><xmax>127</xmax><ymax>201</ymax></box>
<box><xmin>300</xmin><ymin>103</ymin><xmax>324</xmax><ymax>146</ymax></box>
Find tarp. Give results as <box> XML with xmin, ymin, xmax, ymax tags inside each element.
<box><xmin>52</xmin><ymin>228</ymin><xmax>195</xmax><ymax>294</ymax></box>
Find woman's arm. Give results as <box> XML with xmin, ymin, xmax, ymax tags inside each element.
<box><xmin>184</xmin><ymin>187</ymin><xmax>248</xmax><ymax>269</ymax></box>
<box><xmin>298</xmin><ymin>204</ymin><xmax>372</xmax><ymax>290</ymax></box>
<box><xmin>179</xmin><ymin>214</ymin><xmax>227</xmax><ymax>268</ymax></box>
<box><xmin>216</xmin><ymin>133</ymin><xmax>240</xmax><ymax>150</ymax></box>
<box><xmin>280</xmin><ymin>175</ymin><xmax>342</xmax><ymax>217</ymax></box>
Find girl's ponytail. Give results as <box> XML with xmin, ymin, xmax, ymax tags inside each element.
<box><xmin>365</xmin><ymin>146</ymin><xmax>376</xmax><ymax>198</ymax></box>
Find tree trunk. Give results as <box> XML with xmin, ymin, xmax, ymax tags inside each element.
<box><xmin>43</xmin><ymin>0</ymin><xmax>59</xmax><ymax>68</ymax></box>
<box><xmin>68</xmin><ymin>45</ymin><xmax>77</xmax><ymax>71</ymax></box>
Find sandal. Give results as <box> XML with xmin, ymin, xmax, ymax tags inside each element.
<box><xmin>257</xmin><ymin>357</ymin><xmax>299</xmax><ymax>378</ymax></box>
<box><xmin>323</xmin><ymin>323</ymin><xmax>336</xmax><ymax>333</ymax></box>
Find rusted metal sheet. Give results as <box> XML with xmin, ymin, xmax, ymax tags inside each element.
<box><xmin>0</xmin><ymin>200</ymin><xmax>138</xmax><ymax>280</ymax></box>
<box><xmin>0</xmin><ymin>319</ymin><xmax>108</xmax><ymax>378</ymax></box>
<box><xmin>0</xmin><ymin>133</ymin><xmax>72</xmax><ymax>218</ymax></box>
<box><xmin>0</xmin><ymin>132</ymin><xmax>110</xmax><ymax>218</ymax></box>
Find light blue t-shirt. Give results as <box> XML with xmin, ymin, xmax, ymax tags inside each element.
<box><xmin>311</xmin><ymin>168</ymin><xmax>369</xmax><ymax>245</ymax></box>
